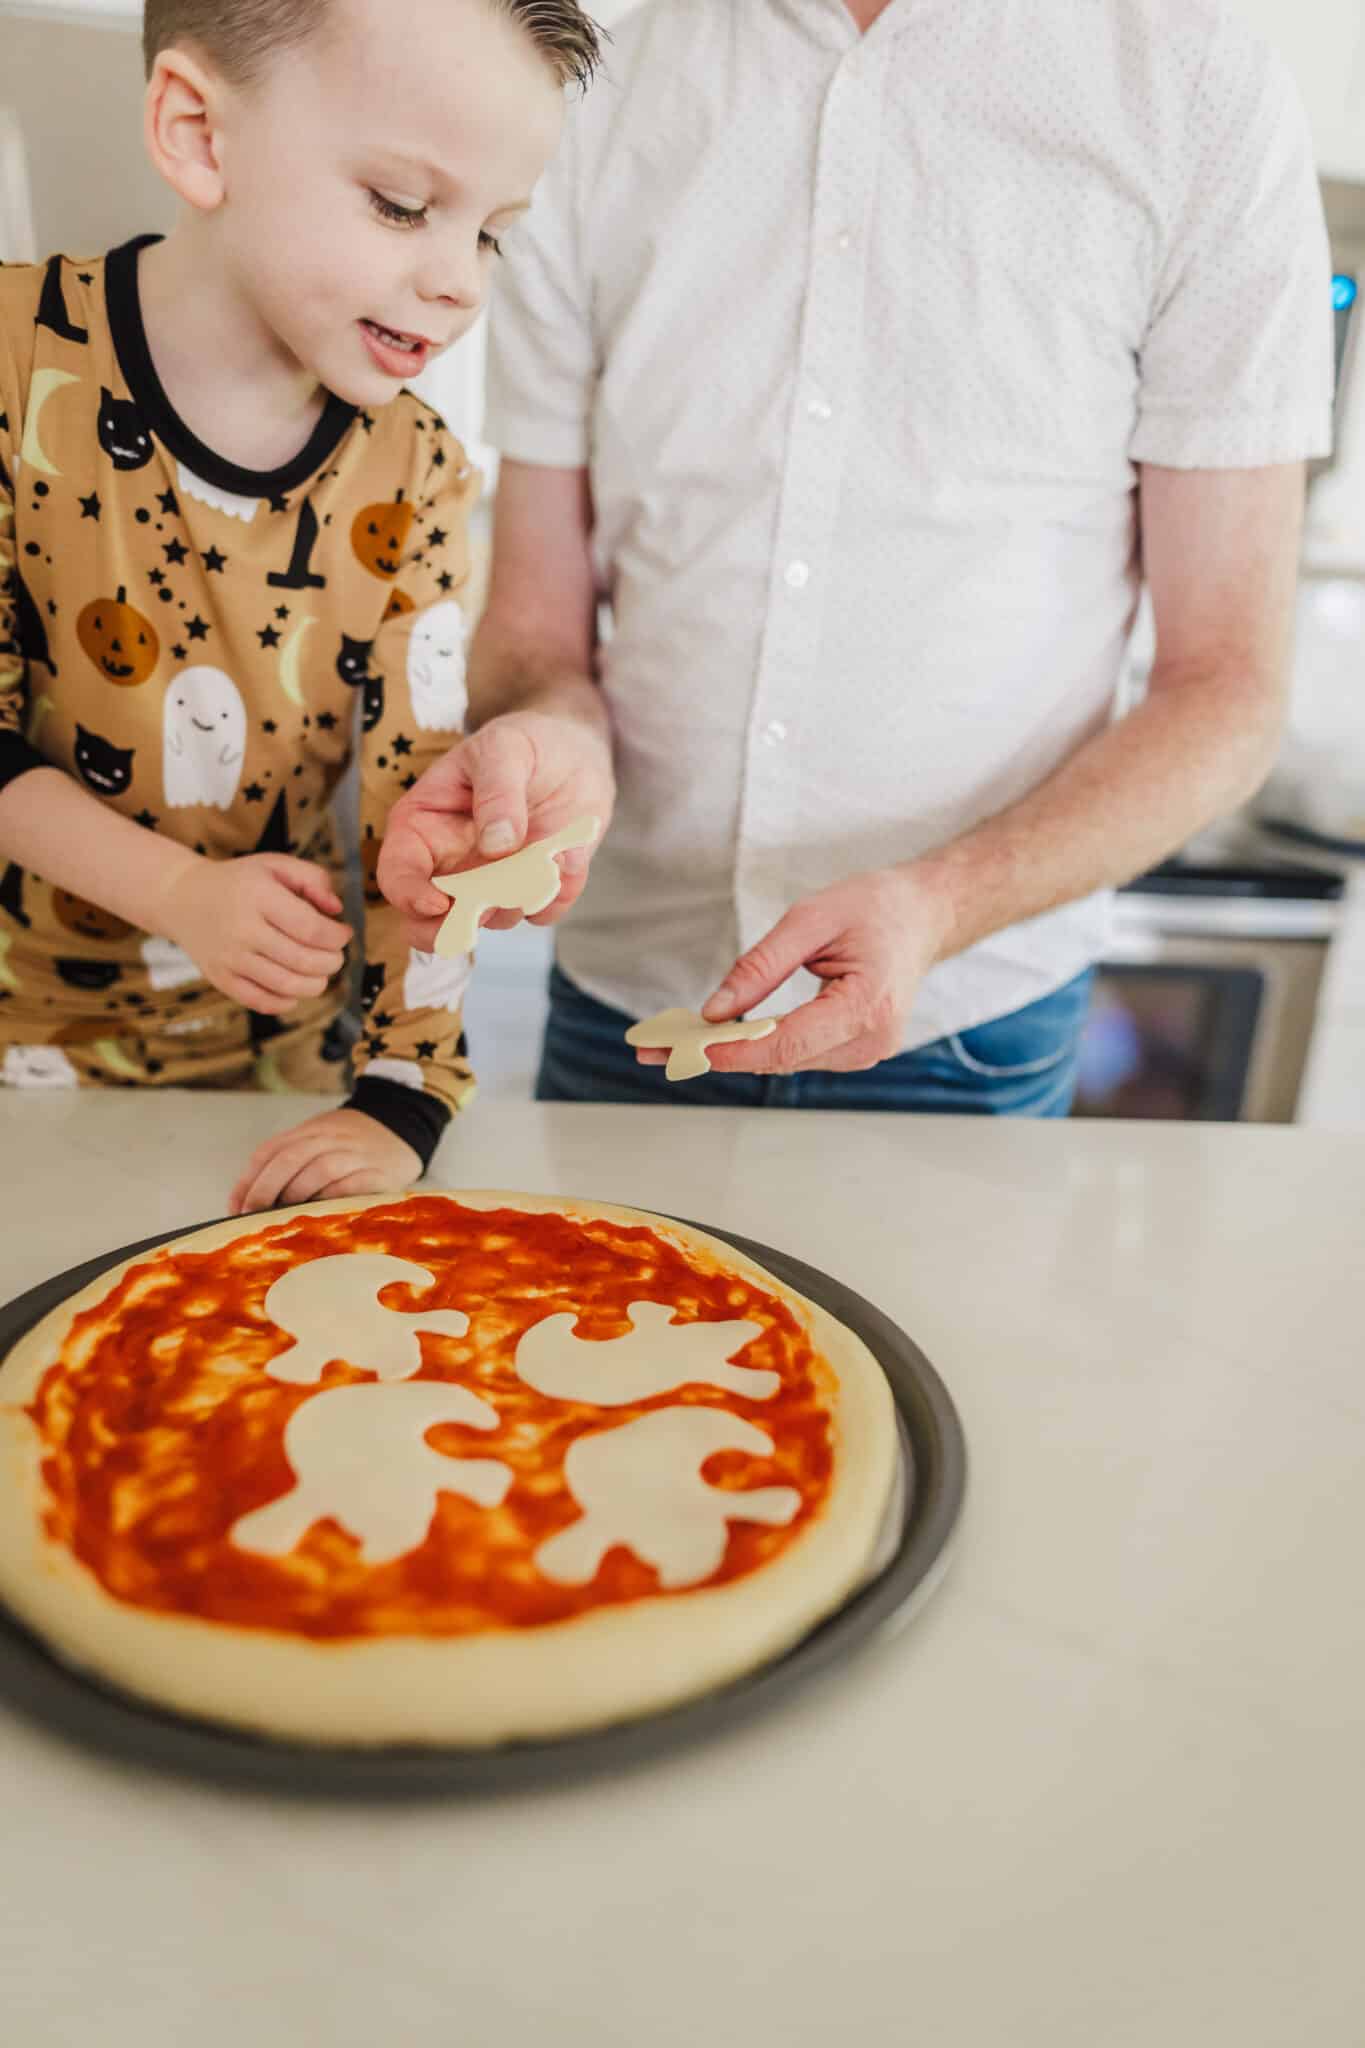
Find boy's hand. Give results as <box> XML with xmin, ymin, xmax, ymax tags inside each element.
<box><xmin>228</xmin><ymin>1108</ymin><xmax>422</xmax><ymax>1215</ymax></box>
<box><xmin>158</xmin><ymin>855</ymin><xmax>351</xmax><ymax>1015</ymax></box>
<box><xmin>378</xmin><ymin>710</ymin><xmax>615</xmax><ymax>951</ymax></box>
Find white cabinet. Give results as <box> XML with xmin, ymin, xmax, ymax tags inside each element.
<box><xmin>1228</xmin><ymin>0</ymin><xmax>1365</xmax><ymax>180</ymax></box>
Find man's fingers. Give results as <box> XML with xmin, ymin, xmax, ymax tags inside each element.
<box><xmin>702</xmin><ymin>904</ymin><xmax>829</xmax><ymax>1022</ymax></box>
<box><xmin>707</xmin><ymin>987</ymin><xmax>865</xmax><ymax>1074</ymax></box>
<box><xmin>376</xmin><ymin>820</ymin><xmax>453</xmax><ymax>920</ymax></box>
<box><xmin>464</xmin><ymin>724</ymin><xmax>534</xmax><ymax>857</ymax></box>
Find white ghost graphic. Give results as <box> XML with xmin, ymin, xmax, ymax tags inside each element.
<box><xmin>141</xmin><ymin>935</ymin><xmax>202</xmax><ymax>992</ymax></box>
<box><xmin>163</xmin><ymin>668</ymin><xmax>247</xmax><ymax>810</ymax></box>
<box><xmin>406</xmin><ymin>600</ymin><xmax>468</xmax><ymax>731</ymax></box>
<box><xmin>362</xmin><ymin>1057</ymin><xmax>427</xmax><ymax>1092</ymax></box>
<box><xmin>177</xmin><ymin>462</ymin><xmax>260</xmax><ymax>524</ymax></box>
<box><xmin>2</xmin><ymin>1045</ymin><xmax>79</xmax><ymax>1090</ymax></box>
<box><xmin>402</xmin><ymin>947</ymin><xmax>472</xmax><ymax>1013</ymax></box>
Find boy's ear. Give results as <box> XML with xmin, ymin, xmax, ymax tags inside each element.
<box><xmin>143</xmin><ymin>48</ymin><xmax>227</xmax><ymax>213</ymax></box>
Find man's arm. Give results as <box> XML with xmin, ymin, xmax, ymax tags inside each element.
<box><xmin>378</xmin><ymin>460</ymin><xmax>616</xmax><ymax>947</ymax></box>
<box><xmin>698</xmin><ymin>463</ymin><xmax>1304</xmax><ymax>1071</ymax></box>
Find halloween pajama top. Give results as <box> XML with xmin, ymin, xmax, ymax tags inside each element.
<box><xmin>0</xmin><ymin>239</ymin><xmax>479</xmax><ymax>1165</ymax></box>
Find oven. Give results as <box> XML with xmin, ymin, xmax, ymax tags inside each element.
<box><xmin>1072</xmin><ymin>854</ymin><xmax>1345</xmax><ymax>1123</ymax></box>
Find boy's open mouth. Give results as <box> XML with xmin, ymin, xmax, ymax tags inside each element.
<box><xmin>360</xmin><ymin>320</ymin><xmax>434</xmax><ymax>377</ymax></box>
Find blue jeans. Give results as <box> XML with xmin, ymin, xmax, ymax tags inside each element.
<box><xmin>536</xmin><ymin>964</ymin><xmax>1095</xmax><ymax>1116</ymax></box>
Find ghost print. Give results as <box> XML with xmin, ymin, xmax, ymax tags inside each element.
<box><xmin>403</xmin><ymin>948</ymin><xmax>471</xmax><ymax>1013</ymax></box>
<box><xmin>406</xmin><ymin>600</ymin><xmax>467</xmax><ymax>731</ymax></box>
<box><xmin>3</xmin><ymin>1045</ymin><xmax>79</xmax><ymax>1089</ymax></box>
<box><xmin>163</xmin><ymin>668</ymin><xmax>247</xmax><ymax>809</ymax></box>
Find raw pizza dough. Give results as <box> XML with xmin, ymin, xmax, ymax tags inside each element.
<box><xmin>0</xmin><ymin>1191</ymin><xmax>897</xmax><ymax>1748</ymax></box>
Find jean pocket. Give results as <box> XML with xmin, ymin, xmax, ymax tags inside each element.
<box><xmin>946</xmin><ymin>974</ymin><xmax>1093</xmax><ymax>1081</ymax></box>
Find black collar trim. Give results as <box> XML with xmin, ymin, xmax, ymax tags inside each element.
<box><xmin>104</xmin><ymin>235</ymin><xmax>357</xmax><ymax>498</ymax></box>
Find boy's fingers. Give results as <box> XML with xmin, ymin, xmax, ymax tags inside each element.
<box><xmin>257</xmin><ymin>933</ymin><xmax>346</xmax><ymax>981</ymax></box>
<box><xmin>248</xmin><ymin>956</ymin><xmax>329</xmax><ymax>1001</ymax></box>
<box><xmin>269</xmin><ymin>856</ymin><xmax>345</xmax><ymax>915</ymax></box>
<box><xmin>265</xmin><ymin>889</ymin><xmax>352</xmax><ymax>952</ymax></box>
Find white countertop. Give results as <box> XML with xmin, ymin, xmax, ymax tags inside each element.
<box><xmin>2</xmin><ymin>1093</ymin><xmax>1362</xmax><ymax>2047</ymax></box>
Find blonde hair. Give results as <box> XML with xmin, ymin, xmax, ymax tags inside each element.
<box><xmin>143</xmin><ymin>0</ymin><xmax>602</xmax><ymax>91</ymax></box>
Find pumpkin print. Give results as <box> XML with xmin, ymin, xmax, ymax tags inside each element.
<box><xmin>351</xmin><ymin>496</ymin><xmax>414</xmax><ymax>580</ymax></box>
<box><xmin>50</xmin><ymin>888</ymin><xmax>134</xmax><ymax>944</ymax></box>
<box><xmin>76</xmin><ymin>587</ymin><xmax>160</xmax><ymax>685</ymax></box>
<box><xmin>382</xmin><ymin>587</ymin><xmax>416</xmax><ymax>623</ymax></box>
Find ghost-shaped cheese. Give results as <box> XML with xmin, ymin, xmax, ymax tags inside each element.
<box><xmin>229</xmin><ymin>1381</ymin><xmax>511</xmax><ymax>1567</ymax></box>
<box><xmin>163</xmin><ymin>667</ymin><xmax>248</xmax><ymax>810</ymax></box>
<box><xmin>263</xmin><ymin>1253</ymin><xmax>469</xmax><ymax>1384</ymax></box>
<box><xmin>1</xmin><ymin>1044</ymin><xmax>79</xmax><ymax>1090</ymax></box>
<box><xmin>406</xmin><ymin>599</ymin><xmax>468</xmax><ymax>731</ymax></box>
<box><xmin>516</xmin><ymin>1301</ymin><xmax>776</xmax><ymax>1406</ymax></box>
<box><xmin>141</xmin><ymin>934</ymin><xmax>202</xmax><ymax>992</ymax></box>
<box><xmin>402</xmin><ymin>947</ymin><xmax>472</xmax><ymax>1013</ymax></box>
<box><xmin>535</xmin><ymin>1407</ymin><xmax>802</xmax><ymax>1590</ymax></box>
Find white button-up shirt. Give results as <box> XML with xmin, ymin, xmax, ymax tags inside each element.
<box><xmin>486</xmin><ymin>0</ymin><xmax>1333</xmax><ymax>1044</ymax></box>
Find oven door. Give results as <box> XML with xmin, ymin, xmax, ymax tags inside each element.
<box><xmin>1074</xmin><ymin>935</ymin><xmax>1329</xmax><ymax>1122</ymax></box>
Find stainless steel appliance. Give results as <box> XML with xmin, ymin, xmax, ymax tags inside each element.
<box><xmin>1073</xmin><ymin>851</ymin><xmax>1345</xmax><ymax>1122</ymax></box>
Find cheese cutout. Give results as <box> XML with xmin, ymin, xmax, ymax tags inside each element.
<box><xmin>624</xmin><ymin>1006</ymin><xmax>778</xmax><ymax>1082</ymax></box>
<box><xmin>535</xmin><ymin>1408</ymin><xmax>802</xmax><ymax>1590</ymax></box>
<box><xmin>516</xmin><ymin>1301</ymin><xmax>776</xmax><ymax>1405</ymax></box>
<box><xmin>263</xmin><ymin>1255</ymin><xmax>470</xmax><ymax>1385</ymax></box>
<box><xmin>229</xmin><ymin>1382</ymin><xmax>511</xmax><ymax>1566</ymax></box>
<box><xmin>431</xmin><ymin>814</ymin><xmax>601</xmax><ymax>959</ymax></box>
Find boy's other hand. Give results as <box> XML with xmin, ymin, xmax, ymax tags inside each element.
<box><xmin>228</xmin><ymin>1108</ymin><xmax>422</xmax><ymax>1215</ymax></box>
<box><xmin>159</xmin><ymin>854</ymin><xmax>351</xmax><ymax>1015</ymax></box>
<box><xmin>377</xmin><ymin>710</ymin><xmax>615</xmax><ymax>951</ymax></box>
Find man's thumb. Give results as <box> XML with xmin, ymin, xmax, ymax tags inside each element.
<box><xmin>467</xmin><ymin>726</ymin><xmax>533</xmax><ymax>858</ymax></box>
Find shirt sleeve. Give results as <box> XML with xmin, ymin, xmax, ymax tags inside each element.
<box><xmin>483</xmin><ymin>104</ymin><xmax>597</xmax><ymax>468</ymax></box>
<box><xmin>1132</xmin><ymin>18</ymin><xmax>1334</xmax><ymax>471</ymax></box>
<box><xmin>346</xmin><ymin>417</ymin><xmax>482</xmax><ymax>1164</ymax></box>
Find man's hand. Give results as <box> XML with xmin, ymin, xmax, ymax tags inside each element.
<box><xmin>638</xmin><ymin>867</ymin><xmax>953</xmax><ymax>1076</ymax></box>
<box><xmin>158</xmin><ymin>855</ymin><xmax>350</xmax><ymax>1015</ymax></box>
<box><xmin>378</xmin><ymin>708</ymin><xmax>615</xmax><ymax>951</ymax></box>
<box><xmin>228</xmin><ymin>1108</ymin><xmax>422</xmax><ymax>1215</ymax></box>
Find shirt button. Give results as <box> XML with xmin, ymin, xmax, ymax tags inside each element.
<box><xmin>836</xmin><ymin>230</ymin><xmax>854</xmax><ymax>251</ymax></box>
<box><xmin>807</xmin><ymin>396</ymin><xmax>833</xmax><ymax>421</ymax></box>
<box><xmin>763</xmin><ymin>720</ymin><xmax>788</xmax><ymax>746</ymax></box>
<box><xmin>784</xmin><ymin>560</ymin><xmax>810</xmax><ymax>589</ymax></box>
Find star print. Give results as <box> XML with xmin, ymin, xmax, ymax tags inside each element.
<box><xmin>431</xmin><ymin>445</ymin><xmax>447</xmax><ymax>467</ymax></box>
<box><xmin>258</xmin><ymin>624</ymin><xmax>281</xmax><ymax>649</ymax></box>
<box><xmin>79</xmin><ymin>491</ymin><xmax>101</xmax><ymax>521</ymax></box>
<box><xmin>171</xmin><ymin>644</ymin><xmax>187</xmax><ymax>661</ymax></box>
<box><xmin>164</xmin><ymin>537</ymin><xmax>189</xmax><ymax>565</ymax></box>
<box><xmin>148</xmin><ymin>568</ymin><xmax>165</xmax><ymax>586</ymax></box>
<box><xmin>437</xmin><ymin>571</ymin><xmax>454</xmax><ymax>593</ymax></box>
<box><xmin>186</xmin><ymin>616</ymin><xmax>210</xmax><ymax>641</ymax></box>
<box><xmin>415</xmin><ymin>1040</ymin><xmax>438</xmax><ymax>1061</ymax></box>
<box><xmin>392</xmin><ymin>734</ymin><xmax>413</xmax><ymax>756</ymax></box>
<box><xmin>262</xmin><ymin>719</ymin><xmax>278</xmax><ymax>735</ymax></box>
<box><xmin>316</xmin><ymin>711</ymin><xmax>337</xmax><ymax>731</ymax></box>
<box><xmin>400</xmin><ymin>772</ymin><xmax>418</xmax><ymax>790</ymax></box>
<box><xmin>243</xmin><ymin>782</ymin><xmax>265</xmax><ymax>803</ymax></box>
<box><xmin>428</xmin><ymin>526</ymin><xmax>448</xmax><ymax>549</ymax></box>
<box><xmin>373</xmin><ymin>1009</ymin><xmax>395</xmax><ymax>1031</ymax></box>
<box><xmin>134</xmin><ymin>809</ymin><xmax>158</xmax><ymax>829</ymax></box>
<box><xmin>202</xmin><ymin>545</ymin><xmax>228</xmax><ymax>574</ymax></box>
<box><xmin>363</xmin><ymin>1034</ymin><xmax>390</xmax><ymax>1059</ymax></box>
<box><xmin>145</xmin><ymin>1058</ymin><xmax>164</xmax><ymax>1076</ymax></box>
<box><xmin>157</xmin><ymin>488</ymin><xmax>179</xmax><ymax>516</ymax></box>
<box><xmin>274</xmin><ymin>604</ymin><xmax>290</xmax><ymax>620</ymax></box>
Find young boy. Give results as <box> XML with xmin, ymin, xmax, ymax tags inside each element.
<box><xmin>0</xmin><ymin>0</ymin><xmax>598</xmax><ymax>1210</ymax></box>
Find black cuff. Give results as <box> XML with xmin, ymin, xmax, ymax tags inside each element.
<box><xmin>0</xmin><ymin>731</ymin><xmax>49</xmax><ymax>795</ymax></box>
<box><xmin>346</xmin><ymin>1076</ymin><xmax>451</xmax><ymax>1173</ymax></box>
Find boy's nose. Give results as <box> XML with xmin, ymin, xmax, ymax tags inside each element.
<box><xmin>417</xmin><ymin>249</ymin><xmax>483</xmax><ymax>318</ymax></box>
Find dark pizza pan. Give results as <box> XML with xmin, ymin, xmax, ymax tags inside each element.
<box><xmin>0</xmin><ymin>1212</ymin><xmax>967</xmax><ymax>1797</ymax></box>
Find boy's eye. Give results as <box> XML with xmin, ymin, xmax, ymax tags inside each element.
<box><xmin>479</xmin><ymin>231</ymin><xmax>504</xmax><ymax>258</ymax></box>
<box><xmin>369</xmin><ymin>189</ymin><xmax>429</xmax><ymax>230</ymax></box>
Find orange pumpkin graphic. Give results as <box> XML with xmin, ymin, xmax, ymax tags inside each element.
<box><xmin>76</xmin><ymin>587</ymin><xmax>160</xmax><ymax>685</ymax></box>
<box><xmin>50</xmin><ymin>888</ymin><xmax>134</xmax><ymax>944</ymax></box>
<box><xmin>382</xmin><ymin>587</ymin><xmax>416</xmax><ymax>622</ymax></box>
<box><xmin>351</xmin><ymin>496</ymin><xmax>414</xmax><ymax>580</ymax></box>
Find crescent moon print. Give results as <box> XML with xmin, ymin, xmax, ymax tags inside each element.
<box><xmin>20</xmin><ymin>369</ymin><xmax>80</xmax><ymax>478</ymax></box>
<box><xmin>278</xmin><ymin>616</ymin><xmax>315</xmax><ymax>707</ymax></box>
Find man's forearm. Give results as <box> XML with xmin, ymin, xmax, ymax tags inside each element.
<box><xmin>911</xmin><ymin>665</ymin><xmax>1285</xmax><ymax>964</ymax></box>
<box><xmin>466</xmin><ymin>615</ymin><xmax>610</xmax><ymax>750</ymax></box>
<box><xmin>0</xmin><ymin>765</ymin><xmax>197</xmax><ymax>930</ymax></box>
